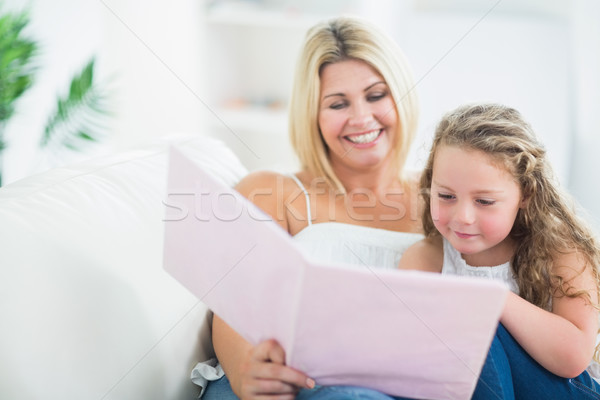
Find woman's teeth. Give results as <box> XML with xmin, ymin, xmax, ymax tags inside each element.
<box><xmin>346</xmin><ymin>130</ymin><xmax>381</xmax><ymax>144</ymax></box>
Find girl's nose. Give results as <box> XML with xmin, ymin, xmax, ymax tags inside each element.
<box><xmin>455</xmin><ymin>202</ymin><xmax>475</xmax><ymax>225</ymax></box>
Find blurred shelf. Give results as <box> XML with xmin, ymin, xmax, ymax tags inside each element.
<box><xmin>208</xmin><ymin>107</ymin><xmax>288</xmax><ymax>136</ymax></box>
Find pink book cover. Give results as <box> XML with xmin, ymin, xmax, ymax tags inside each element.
<box><xmin>163</xmin><ymin>146</ymin><xmax>508</xmax><ymax>400</ymax></box>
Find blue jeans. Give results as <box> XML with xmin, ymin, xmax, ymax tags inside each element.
<box><xmin>472</xmin><ymin>323</ymin><xmax>600</xmax><ymax>400</ymax></box>
<box><xmin>203</xmin><ymin>375</ymin><xmax>411</xmax><ymax>400</ymax></box>
<box><xmin>203</xmin><ymin>324</ymin><xmax>600</xmax><ymax>399</ymax></box>
<box><xmin>202</xmin><ymin>375</ymin><xmax>410</xmax><ymax>400</ymax></box>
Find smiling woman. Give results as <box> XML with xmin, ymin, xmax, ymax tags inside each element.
<box><xmin>199</xmin><ymin>16</ymin><xmax>426</xmax><ymax>400</ymax></box>
<box><xmin>318</xmin><ymin>59</ymin><xmax>398</xmax><ymax>174</ymax></box>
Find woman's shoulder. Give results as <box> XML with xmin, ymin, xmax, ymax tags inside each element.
<box><xmin>235</xmin><ymin>170</ymin><xmax>296</xmax><ymax>196</ymax></box>
<box><xmin>235</xmin><ymin>170</ymin><xmax>306</xmax><ymax>231</ymax></box>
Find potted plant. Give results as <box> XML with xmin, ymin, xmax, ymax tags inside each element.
<box><xmin>0</xmin><ymin>7</ymin><xmax>110</xmax><ymax>186</ymax></box>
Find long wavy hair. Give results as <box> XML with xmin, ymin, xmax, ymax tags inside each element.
<box><xmin>421</xmin><ymin>103</ymin><xmax>600</xmax><ymax>311</ymax></box>
<box><xmin>289</xmin><ymin>16</ymin><xmax>419</xmax><ymax>192</ymax></box>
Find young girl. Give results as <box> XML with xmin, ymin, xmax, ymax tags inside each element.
<box><xmin>399</xmin><ymin>103</ymin><xmax>600</xmax><ymax>399</ymax></box>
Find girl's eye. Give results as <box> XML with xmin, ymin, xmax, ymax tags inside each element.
<box><xmin>476</xmin><ymin>199</ymin><xmax>496</xmax><ymax>206</ymax></box>
<box><xmin>437</xmin><ymin>193</ymin><xmax>455</xmax><ymax>201</ymax></box>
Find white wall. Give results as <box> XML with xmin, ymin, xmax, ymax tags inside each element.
<box><xmin>201</xmin><ymin>0</ymin><xmax>600</xmax><ymax>227</ymax></box>
<box><xmin>398</xmin><ymin>12</ymin><xmax>571</xmax><ymax>184</ymax></box>
<box><xmin>99</xmin><ymin>0</ymin><xmax>205</xmax><ymax>150</ymax></box>
<box><xmin>1</xmin><ymin>0</ymin><xmax>205</xmax><ymax>184</ymax></box>
<box><xmin>569</xmin><ymin>0</ymin><xmax>600</xmax><ymax>228</ymax></box>
<box><xmin>2</xmin><ymin>0</ymin><xmax>599</xmax><ymax>229</ymax></box>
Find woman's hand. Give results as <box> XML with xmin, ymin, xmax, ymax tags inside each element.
<box><xmin>236</xmin><ymin>339</ymin><xmax>315</xmax><ymax>400</ymax></box>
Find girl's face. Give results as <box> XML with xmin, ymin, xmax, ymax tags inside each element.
<box><xmin>318</xmin><ymin>59</ymin><xmax>398</xmax><ymax>173</ymax></box>
<box><xmin>430</xmin><ymin>145</ymin><xmax>524</xmax><ymax>266</ymax></box>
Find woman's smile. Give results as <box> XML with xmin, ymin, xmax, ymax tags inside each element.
<box><xmin>344</xmin><ymin>129</ymin><xmax>383</xmax><ymax>146</ymax></box>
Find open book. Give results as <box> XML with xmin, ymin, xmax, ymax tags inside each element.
<box><xmin>163</xmin><ymin>146</ymin><xmax>507</xmax><ymax>400</ymax></box>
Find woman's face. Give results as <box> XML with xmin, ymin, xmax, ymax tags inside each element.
<box><xmin>318</xmin><ymin>59</ymin><xmax>399</xmax><ymax>173</ymax></box>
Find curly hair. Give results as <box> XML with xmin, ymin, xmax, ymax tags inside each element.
<box><xmin>420</xmin><ymin>103</ymin><xmax>600</xmax><ymax>311</ymax></box>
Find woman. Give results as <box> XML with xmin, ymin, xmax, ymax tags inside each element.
<box><xmin>203</xmin><ymin>16</ymin><xmax>423</xmax><ymax>399</ymax></box>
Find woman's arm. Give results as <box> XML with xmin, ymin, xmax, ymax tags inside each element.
<box><xmin>501</xmin><ymin>250</ymin><xmax>599</xmax><ymax>377</ymax></box>
<box><xmin>212</xmin><ymin>171</ymin><xmax>314</xmax><ymax>398</ymax></box>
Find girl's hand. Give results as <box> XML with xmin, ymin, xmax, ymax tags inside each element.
<box><xmin>236</xmin><ymin>339</ymin><xmax>315</xmax><ymax>400</ymax></box>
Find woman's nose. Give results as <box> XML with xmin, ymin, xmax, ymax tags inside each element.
<box><xmin>348</xmin><ymin>102</ymin><xmax>374</xmax><ymax>128</ymax></box>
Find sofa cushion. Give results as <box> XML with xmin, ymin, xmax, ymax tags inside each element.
<box><xmin>0</xmin><ymin>134</ymin><xmax>247</xmax><ymax>399</ymax></box>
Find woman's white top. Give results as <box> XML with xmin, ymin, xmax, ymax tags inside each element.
<box><xmin>288</xmin><ymin>174</ymin><xmax>423</xmax><ymax>269</ymax></box>
<box><xmin>293</xmin><ymin>222</ymin><xmax>423</xmax><ymax>269</ymax></box>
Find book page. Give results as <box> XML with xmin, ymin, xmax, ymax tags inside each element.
<box><xmin>292</xmin><ymin>263</ymin><xmax>506</xmax><ymax>399</ymax></box>
<box><xmin>164</xmin><ymin>147</ymin><xmax>508</xmax><ymax>400</ymax></box>
<box><xmin>164</xmin><ymin>146</ymin><xmax>305</xmax><ymax>350</ymax></box>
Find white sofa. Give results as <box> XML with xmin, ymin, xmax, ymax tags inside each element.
<box><xmin>0</xmin><ymin>135</ymin><xmax>248</xmax><ymax>399</ymax></box>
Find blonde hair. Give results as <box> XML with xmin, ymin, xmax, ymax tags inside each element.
<box><xmin>421</xmin><ymin>103</ymin><xmax>600</xmax><ymax>310</ymax></box>
<box><xmin>289</xmin><ymin>16</ymin><xmax>419</xmax><ymax>192</ymax></box>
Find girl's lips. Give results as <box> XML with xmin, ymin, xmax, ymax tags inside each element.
<box><xmin>455</xmin><ymin>231</ymin><xmax>477</xmax><ymax>239</ymax></box>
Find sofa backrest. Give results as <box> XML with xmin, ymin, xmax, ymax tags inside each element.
<box><xmin>0</xmin><ymin>134</ymin><xmax>247</xmax><ymax>399</ymax></box>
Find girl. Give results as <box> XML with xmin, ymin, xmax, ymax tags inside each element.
<box><xmin>399</xmin><ymin>103</ymin><xmax>600</xmax><ymax>399</ymax></box>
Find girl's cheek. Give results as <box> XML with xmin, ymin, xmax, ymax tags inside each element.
<box><xmin>430</xmin><ymin>198</ymin><xmax>444</xmax><ymax>224</ymax></box>
<box><xmin>480</xmin><ymin>218</ymin><xmax>509</xmax><ymax>237</ymax></box>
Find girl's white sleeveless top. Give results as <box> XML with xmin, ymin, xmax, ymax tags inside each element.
<box><xmin>440</xmin><ymin>238</ymin><xmax>519</xmax><ymax>294</ymax></box>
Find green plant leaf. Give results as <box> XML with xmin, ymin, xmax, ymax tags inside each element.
<box><xmin>41</xmin><ymin>57</ymin><xmax>112</xmax><ymax>153</ymax></box>
<box><xmin>0</xmin><ymin>7</ymin><xmax>38</xmax><ymax>137</ymax></box>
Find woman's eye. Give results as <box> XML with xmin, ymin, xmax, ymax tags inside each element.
<box><xmin>476</xmin><ymin>199</ymin><xmax>496</xmax><ymax>206</ymax></box>
<box><xmin>367</xmin><ymin>92</ymin><xmax>386</xmax><ymax>102</ymax></box>
<box><xmin>329</xmin><ymin>102</ymin><xmax>347</xmax><ymax>110</ymax></box>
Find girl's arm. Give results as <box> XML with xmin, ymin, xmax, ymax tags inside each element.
<box><xmin>501</xmin><ymin>250</ymin><xmax>599</xmax><ymax>377</ymax></box>
<box><xmin>211</xmin><ymin>171</ymin><xmax>314</xmax><ymax>398</ymax></box>
<box><xmin>397</xmin><ymin>236</ymin><xmax>443</xmax><ymax>272</ymax></box>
